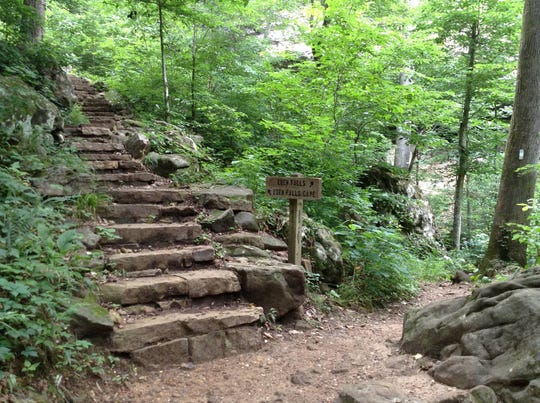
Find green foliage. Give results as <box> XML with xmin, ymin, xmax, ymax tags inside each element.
<box><xmin>334</xmin><ymin>222</ymin><xmax>419</xmax><ymax>308</ymax></box>
<box><xmin>72</xmin><ymin>192</ymin><xmax>110</xmax><ymax>220</ymax></box>
<box><xmin>0</xmin><ymin>131</ymin><xmax>100</xmax><ymax>393</ymax></box>
<box><xmin>63</xmin><ymin>103</ymin><xmax>90</xmax><ymax>126</ymax></box>
<box><xmin>511</xmin><ymin>199</ymin><xmax>540</xmax><ymax>268</ymax></box>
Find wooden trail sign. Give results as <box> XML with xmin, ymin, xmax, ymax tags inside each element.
<box><xmin>265</xmin><ymin>176</ymin><xmax>322</xmax><ymax>265</ymax></box>
<box><xmin>266</xmin><ymin>176</ymin><xmax>322</xmax><ymax>200</ymax></box>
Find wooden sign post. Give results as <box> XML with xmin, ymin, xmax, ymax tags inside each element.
<box><xmin>266</xmin><ymin>175</ymin><xmax>322</xmax><ymax>265</ymax></box>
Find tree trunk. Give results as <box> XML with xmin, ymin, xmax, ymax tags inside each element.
<box><xmin>158</xmin><ymin>1</ymin><xmax>170</xmax><ymax>121</ymax></box>
<box><xmin>190</xmin><ymin>23</ymin><xmax>198</xmax><ymax>121</ymax></box>
<box><xmin>21</xmin><ymin>0</ymin><xmax>46</xmax><ymax>44</ymax></box>
<box><xmin>394</xmin><ymin>72</ymin><xmax>414</xmax><ymax>169</ymax></box>
<box><xmin>481</xmin><ymin>0</ymin><xmax>540</xmax><ymax>268</ymax></box>
<box><xmin>451</xmin><ymin>21</ymin><xmax>478</xmax><ymax>250</ymax></box>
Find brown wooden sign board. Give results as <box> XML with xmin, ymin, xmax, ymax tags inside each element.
<box><xmin>266</xmin><ymin>176</ymin><xmax>322</xmax><ymax>200</ymax></box>
<box><xmin>265</xmin><ymin>175</ymin><xmax>322</xmax><ymax>266</ymax></box>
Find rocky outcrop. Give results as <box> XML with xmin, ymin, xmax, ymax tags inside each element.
<box><xmin>400</xmin><ymin>268</ymin><xmax>540</xmax><ymax>402</ymax></box>
<box><xmin>0</xmin><ymin>75</ymin><xmax>63</xmax><ymax>139</ymax></box>
<box><xmin>358</xmin><ymin>165</ymin><xmax>443</xmax><ymax>252</ymax></box>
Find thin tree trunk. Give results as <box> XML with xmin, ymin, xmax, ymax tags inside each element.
<box><xmin>452</xmin><ymin>22</ymin><xmax>478</xmax><ymax>250</ymax></box>
<box><xmin>158</xmin><ymin>1</ymin><xmax>170</xmax><ymax>121</ymax></box>
<box><xmin>21</xmin><ymin>0</ymin><xmax>46</xmax><ymax>44</ymax></box>
<box><xmin>191</xmin><ymin>23</ymin><xmax>198</xmax><ymax>121</ymax></box>
<box><xmin>482</xmin><ymin>0</ymin><xmax>540</xmax><ymax>269</ymax></box>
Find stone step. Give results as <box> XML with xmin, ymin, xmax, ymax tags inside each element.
<box><xmin>99</xmin><ymin>203</ymin><xmax>197</xmax><ymax>223</ymax></box>
<box><xmin>85</xmin><ymin>111</ymin><xmax>117</xmax><ymax>117</ymax></box>
<box><xmin>107</xmin><ymin>245</ymin><xmax>215</xmax><ymax>272</ymax></box>
<box><xmin>100</xmin><ymin>269</ymin><xmax>240</xmax><ymax>305</ymax></box>
<box><xmin>83</xmin><ymin>98</ymin><xmax>110</xmax><ymax>106</ymax></box>
<box><xmin>83</xmin><ymin>105</ymin><xmax>113</xmax><ymax>113</ymax></box>
<box><xmin>81</xmin><ymin>119</ymin><xmax>116</xmax><ymax>128</ymax></box>
<box><xmin>80</xmin><ymin>153</ymin><xmax>132</xmax><ymax>161</ymax></box>
<box><xmin>132</xmin><ymin>324</ymin><xmax>261</xmax><ymax>366</ymax></box>
<box><xmin>95</xmin><ymin>172</ymin><xmax>161</xmax><ymax>187</ymax></box>
<box><xmin>72</xmin><ymin>142</ymin><xmax>125</xmax><ymax>153</ymax></box>
<box><xmin>100</xmin><ymin>222</ymin><xmax>202</xmax><ymax>246</ymax></box>
<box><xmin>108</xmin><ymin>187</ymin><xmax>192</xmax><ymax>204</ymax></box>
<box><xmin>109</xmin><ymin>306</ymin><xmax>263</xmax><ymax>357</ymax></box>
<box><xmin>87</xmin><ymin>160</ymin><xmax>145</xmax><ymax>172</ymax></box>
<box><xmin>81</xmin><ymin>126</ymin><xmax>112</xmax><ymax>136</ymax></box>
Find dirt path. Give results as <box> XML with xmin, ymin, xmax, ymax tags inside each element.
<box><xmin>87</xmin><ymin>282</ymin><xmax>471</xmax><ymax>403</ymax></box>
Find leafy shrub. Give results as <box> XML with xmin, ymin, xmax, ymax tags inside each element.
<box><xmin>0</xmin><ymin>133</ymin><xmax>101</xmax><ymax>394</ymax></box>
<box><xmin>511</xmin><ymin>199</ymin><xmax>540</xmax><ymax>268</ymax></box>
<box><xmin>334</xmin><ymin>222</ymin><xmax>419</xmax><ymax>309</ymax></box>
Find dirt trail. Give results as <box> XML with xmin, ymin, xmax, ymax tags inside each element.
<box><xmin>87</xmin><ymin>282</ymin><xmax>471</xmax><ymax>403</ymax></box>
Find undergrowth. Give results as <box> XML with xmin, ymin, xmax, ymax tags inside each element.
<box><xmin>0</xmin><ymin>131</ymin><xmax>104</xmax><ymax>396</ymax></box>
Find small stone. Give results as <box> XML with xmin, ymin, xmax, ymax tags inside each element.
<box><xmin>290</xmin><ymin>371</ymin><xmax>312</xmax><ymax>385</ymax></box>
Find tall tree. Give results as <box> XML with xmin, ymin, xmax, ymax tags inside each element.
<box><xmin>481</xmin><ymin>0</ymin><xmax>540</xmax><ymax>269</ymax></box>
<box><xmin>418</xmin><ymin>0</ymin><xmax>521</xmax><ymax>249</ymax></box>
<box><xmin>21</xmin><ymin>0</ymin><xmax>46</xmax><ymax>44</ymax></box>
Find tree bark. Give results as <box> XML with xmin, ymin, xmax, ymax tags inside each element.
<box><xmin>158</xmin><ymin>0</ymin><xmax>170</xmax><ymax>121</ymax></box>
<box><xmin>21</xmin><ymin>0</ymin><xmax>46</xmax><ymax>44</ymax></box>
<box><xmin>481</xmin><ymin>0</ymin><xmax>540</xmax><ymax>268</ymax></box>
<box><xmin>451</xmin><ymin>21</ymin><xmax>478</xmax><ymax>250</ymax></box>
<box><xmin>190</xmin><ymin>23</ymin><xmax>198</xmax><ymax>121</ymax></box>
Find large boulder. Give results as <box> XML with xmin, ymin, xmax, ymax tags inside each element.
<box><xmin>0</xmin><ymin>75</ymin><xmax>63</xmax><ymax>139</ymax></box>
<box><xmin>227</xmin><ymin>259</ymin><xmax>306</xmax><ymax>319</ymax></box>
<box><xmin>145</xmin><ymin>151</ymin><xmax>191</xmax><ymax>177</ymax></box>
<box><xmin>400</xmin><ymin>268</ymin><xmax>540</xmax><ymax>401</ymax></box>
<box><xmin>308</xmin><ymin>224</ymin><xmax>344</xmax><ymax>284</ymax></box>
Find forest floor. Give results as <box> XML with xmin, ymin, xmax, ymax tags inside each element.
<box><xmin>83</xmin><ymin>281</ymin><xmax>472</xmax><ymax>403</ymax></box>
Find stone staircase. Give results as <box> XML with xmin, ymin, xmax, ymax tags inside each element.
<box><xmin>64</xmin><ymin>76</ymin><xmax>305</xmax><ymax>366</ymax></box>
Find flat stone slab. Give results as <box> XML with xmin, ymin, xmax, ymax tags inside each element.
<box><xmin>131</xmin><ymin>325</ymin><xmax>262</xmax><ymax>366</ymax></box>
<box><xmin>72</xmin><ymin>142</ymin><xmax>124</xmax><ymax>152</ymax></box>
<box><xmin>110</xmin><ymin>306</ymin><xmax>263</xmax><ymax>352</ymax></box>
<box><xmin>81</xmin><ymin>126</ymin><xmax>112</xmax><ymax>136</ymax></box>
<box><xmin>191</xmin><ymin>185</ymin><xmax>253</xmax><ymax>212</ymax></box>
<box><xmin>89</xmin><ymin>160</ymin><xmax>119</xmax><ymax>170</ymax></box>
<box><xmin>99</xmin><ymin>204</ymin><xmax>197</xmax><ymax>223</ymax></box>
<box><xmin>96</xmin><ymin>172</ymin><xmax>160</xmax><ymax>185</ymax></box>
<box><xmin>108</xmin><ymin>187</ymin><xmax>191</xmax><ymax>204</ymax></box>
<box><xmin>100</xmin><ymin>269</ymin><xmax>240</xmax><ymax>305</ymax></box>
<box><xmin>107</xmin><ymin>245</ymin><xmax>215</xmax><ymax>272</ymax></box>
<box><xmin>215</xmin><ymin>232</ymin><xmax>287</xmax><ymax>251</ymax></box>
<box><xmin>101</xmin><ymin>222</ymin><xmax>202</xmax><ymax>245</ymax></box>
<box><xmin>80</xmin><ymin>153</ymin><xmax>132</xmax><ymax>161</ymax></box>
<box><xmin>181</xmin><ymin>269</ymin><xmax>241</xmax><ymax>298</ymax></box>
<box><xmin>100</xmin><ymin>275</ymin><xmax>189</xmax><ymax>305</ymax></box>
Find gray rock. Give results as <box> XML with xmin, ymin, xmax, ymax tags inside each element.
<box><xmin>234</xmin><ymin>211</ymin><xmax>259</xmax><ymax>232</ymax></box>
<box><xmin>261</xmin><ymin>234</ymin><xmax>288</xmax><ymax>251</ymax></box>
<box><xmin>69</xmin><ymin>300</ymin><xmax>114</xmax><ymax>338</ymax></box>
<box><xmin>49</xmin><ymin>67</ymin><xmax>76</xmax><ymax>107</ymax></box>
<box><xmin>77</xmin><ymin>226</ymin><xmax>101</xmax><ymax>248</ymax></box>
<box><xmin>307</xmin><ymin>221</ymin><xmax>344</xmax><ymax>284</ymax></box>
<box><xmin>401</xmin><ymin>268</ymin><xmax>540</xmax><ymax>400</ymax></box>
<box><xmin>192</xmin><ymin>185</ymin><xmax>253</xmax><ymax>212</ymax></box>
<box><xmin>335</xmin><ymin>381</ymin><xmax>423</xmax><ymax>403</ymax></box>
<box><xmin>124</xmin><ymin>132</ymin><xmax>150</xmax><ymax>159</ymax></box>
<box><xmin>224</xmin><ymin>245</ymin><xmax>270</xmax><ymax>258</ymax></box>
<box><xmin>201</xmin><ymin>209</ymin><xmax>236</xmax><ymax>233</ymax></box>
<box><xmin>145</xmin><ymin>151</ymin><xmax>191</xmax><ymax>177</ymax></box>
<box><xmin>462</xmin><ymin>385</ymin><xmax>498</xmax><ymax>403</ymax></box>
<box><xmin>0</xmin><ymin>75</ymin><xmax>62</xmax><ymax>139</ymax></box>
<box><xmin>227</xmin><ymin>259</ymin><xmax>306</xmax><ymax>318</ymax></box>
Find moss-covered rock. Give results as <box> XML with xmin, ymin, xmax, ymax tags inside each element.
<box><xmin>0</xmin><ymin>75</ymin><xmax>62</xmax><ymax>138</ymax></box>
